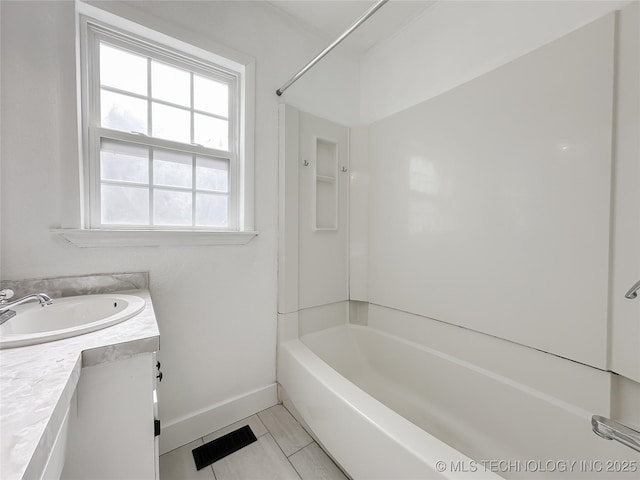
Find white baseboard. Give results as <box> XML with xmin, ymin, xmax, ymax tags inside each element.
<box><xmin>159</xmin><ymin>383</ymin><xmax>278</xmax><ymax>455</ymax></box>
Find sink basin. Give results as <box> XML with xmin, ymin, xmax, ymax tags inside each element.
<box><xmin>0</xmin><ymin>294</ymin><xmax>145</xmax><ymax>349</ymax></box>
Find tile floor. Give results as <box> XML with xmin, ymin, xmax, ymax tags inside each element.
<box><xmin>159</xmin><ymin>404</ymin><xmax>348</xmax><ymax>480</ymax></box>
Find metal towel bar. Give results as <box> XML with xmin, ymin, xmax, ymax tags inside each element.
<box><xmin>624</xmin><ymin>279</ymin><xmax>640</xmax><ymax>299</ymax></box>
<box><xmin>592</xmin><ymin>415</ymin><xmax>640</xmax><ymax>453</ymax></box>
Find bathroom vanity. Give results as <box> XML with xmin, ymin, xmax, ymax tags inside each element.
<box><xmin>0</xmin><ymin>285</ymin><xmax>160</xmax><ymax>480</ymax></box>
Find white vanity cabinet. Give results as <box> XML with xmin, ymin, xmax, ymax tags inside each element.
<box><xmin>0</xmin><ymin>286</ymin><xmax>159</xmax><ymax>480</ymax></box>
<box><xmin>61</xmin><ymin>352</ymin><xmax>159</xmax><ymax>480</ymax></box>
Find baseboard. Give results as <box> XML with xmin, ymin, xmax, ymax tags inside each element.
<box><xmin>159</xmin><ymin>383</ymin><xmax>278</xmax><ymax>455</ymax></box>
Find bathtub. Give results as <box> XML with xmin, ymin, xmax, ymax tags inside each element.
<box><xmin>277</xmin><ymin>304</ymin><xmax>639</xmax><ymax>479</ymax></box>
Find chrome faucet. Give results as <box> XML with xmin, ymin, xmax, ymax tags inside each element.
<box><xmin>0</xmin><ymin>289</ymin><xmax>53</xmax><ymax>325</ymax></box>
<box><xmin>592</xmin><ymin>415</ymin><xmax>640</xmax><ymax>453</ymax></box>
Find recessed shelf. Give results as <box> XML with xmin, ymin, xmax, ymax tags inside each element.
<box><xmin>315</xmin><ymin>138</ymin><xmax>338</xmax><ymax>230</ymax></box>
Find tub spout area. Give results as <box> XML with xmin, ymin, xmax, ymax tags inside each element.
<box><xmin>591</xmin><ymin>415</ymin><xmax>640</xmax><ymax>453</ymax></box>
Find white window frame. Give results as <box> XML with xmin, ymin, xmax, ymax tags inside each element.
<box><xmin>63</xmin><ymin>4</ymin><xmax>256</xmax><ymax>245</ymax></box>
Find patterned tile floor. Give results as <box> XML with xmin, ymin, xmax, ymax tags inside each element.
<box><xmin>159</xmin><ymin>405</ymin><xmax>348</xmax><ymax>480</ymax></box>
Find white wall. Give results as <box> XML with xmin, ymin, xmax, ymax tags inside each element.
<box><xmin>0</xmin><ymin>0</ymin><xmax>359</xmax><ymax>453</ymax></box>
<box><xmin>357</xmin><ymin>0</ymin><xmax>639</xmax><ymax>364</ymax></box>
<box><xmin>348</xmin><ymin>126</ymin><xmax>369</xmax><ymax>301</ymax></box>
<box><xmin>361</xmin><ymin>0</ymin><xmax>630</xmax><ymax>123</ymax></box>
<box><xmin>353</xmin><ymin>0</ymin><xmax>640</xmax><ymax>427</ymax></box>
<box><xmin>297</xmin><ymin>111</ymin><xmax>350</xmax><ymax>309</ymax></box>
<box><xmin>366</xmin><ymin>14</ymin><xmax>615</xmax><ymax>368</ymax></box>
<box><xmin>351</xmin><ymin>1</ymin><xmax>634</xmax><ymax>302</ymax></box>
<box><xmin>0</xmin><ymin>4</ymin><xmax>2</xmax><ymax>283</ymax></box>
<box><xmin>609</xmin><ymin>0</ymin><xmax>640</xmax><ymax>382</ymax></box>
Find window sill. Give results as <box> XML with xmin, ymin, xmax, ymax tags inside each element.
<box><xmin>51</xmin><ymin>229</ymin><xmax>259</xmax><ymax>247</ymax></box>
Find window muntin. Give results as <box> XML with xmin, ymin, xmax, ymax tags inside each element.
<box><xmin>84</xmin><ymin>23</ymin><xmax>240</xmax><ymax>230</ymax></box>
<box><xmin>98</xmin><ymin>139</ymin><xmax>230</xmax><ymax>228</ymax></box>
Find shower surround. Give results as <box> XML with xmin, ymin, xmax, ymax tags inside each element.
<box><xmin>277</xmin><ymin>6</ymin><xmax>640</xmax><ymax>478</ymax></box>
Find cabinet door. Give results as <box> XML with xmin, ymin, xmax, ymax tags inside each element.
<box><xmin>153</xmin><ymin>352</ymin><xmax>161</xmax><ymax>480</ymax></box>
<box><xmin>62</xmin><ymin>353</ymin><xmax>156</xmax><ymax>479</ymax></box>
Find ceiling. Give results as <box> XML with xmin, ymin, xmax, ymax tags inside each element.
<box><xmin>266</xmin><ymin>1</ymin><xmax>436</xmax><ymax>53</ymax></box>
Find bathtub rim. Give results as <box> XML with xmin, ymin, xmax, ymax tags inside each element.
<box><xmin>278</xmin><ymin>336</ymin><xmax>502</xmax><ymax>479</ymax></box>
<box><xmin>303</xmin><ymin>323</ymin><xmax>596</xmax><ymax>423</ymax></box>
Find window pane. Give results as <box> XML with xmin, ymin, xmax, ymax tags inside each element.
<box><xmin>152</xmin><ymin>103</ymin><xmax>190</xmax><ymax>143</ymax></box>
<box><xmin>154</xmin><ymin>189</ymin><xmax>192</xmax><ymax>226</ymax></box>
<box><xmin>151</xmin><ymin>61</ymin><xmax>190</xmax><ymax>107</ymax></box>
<box><xmin>196</xmin><ymin>193</ymin><xmax>228</xmax><ymax>227</ymax></box>
<box><xmin>101</xmin><ymin>89</ymin><xmax>148</xmax><ymax>133</ymax></box>
<box><xmin>194</xmin><ymin>114</ymin><xmax>228</xmax><ymax>151</ymax></box>
<box><xmin>196</xmin><ymin>157</ymin><xmax>228</xmax><ymax>192</ymax></box>
<box><xmin>153</xmin><ymin>149</ymin><xmax>192</xmax><ymax>188</ymax></box>
<box><xmin>100</xmin><ymin>43</ymin><xmax>147</xmax><ymax>96</ymax></box>
<box><xmin>100</xmin><ymin>140</ymin><xmax>148</xmax><ymax>184</ymax></box>
<box><xmin>194</xmin><ymin>75</ymin><xmax>228</xmax><ymax>117</ymax></box>
<box><xmin>101</xmin><ymin>185</ymin><xmax>149</xmax><ymax>225</ymax></box>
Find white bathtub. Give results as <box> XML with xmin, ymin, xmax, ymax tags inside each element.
<box><xmin>277</xmin><ymin>304</ymin><xmax>639</xmax><ymax>479</ymax></box>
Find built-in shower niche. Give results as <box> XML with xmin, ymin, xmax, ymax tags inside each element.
<box><xmin>314</xmin><ymin>137</ymin><xmax>338</xmax><ymax>230</ymax></box>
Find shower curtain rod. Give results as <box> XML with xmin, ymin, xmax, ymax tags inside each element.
<box><xmin>275</xmin><ymin>0</ymin><xmax>389</xmax><ymax>96</ymax></box>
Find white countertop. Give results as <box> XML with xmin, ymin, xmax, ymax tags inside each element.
<box><xmin>0</xmin><ymin>289</ymin><xmax>160</xmax><ymax>480</ymax></box>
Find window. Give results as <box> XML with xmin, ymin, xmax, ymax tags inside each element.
<box><xmin>78</xmin><ymin>14</ymin><xmax>254</xmax><ymax>238</ymax></box>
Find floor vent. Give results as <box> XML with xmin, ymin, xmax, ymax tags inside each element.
<box><xmin>192</xmin><ymin>425</ymin><xmax>257</xmax><ymax>470</ymax></box>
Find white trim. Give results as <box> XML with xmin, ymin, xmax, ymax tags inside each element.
<box><xmin>159</xmin><ymin>384</ymin><xmax>278</xmax><ymax>454</ymax></box>
<box><xmin>240</xmin><ymin>60</ymin><xmax>256</xmax><ymax>231</ymax></box>
<box><xmin>51</xmin><ymin>229</ymin><xmax>258</xmax><ymax>247</ymax></box>
<box><xmin>94</xmin><ymin>128</ymin><xmax>236</xmax><ymax>159</ymax></box>
<box><xmin>84</xmin><ymin>24</ymin><xmax>239</xmax><ymax>230</ymax></box>
<box><xmin>277</xmin><ymin>105</ymin><xmax>300</xmax><ymax>315</ymax></box>
<box><xmin>76</xmin><ymin>1</ymin><xmax>255</xmax><ymax>234</ymax></box>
